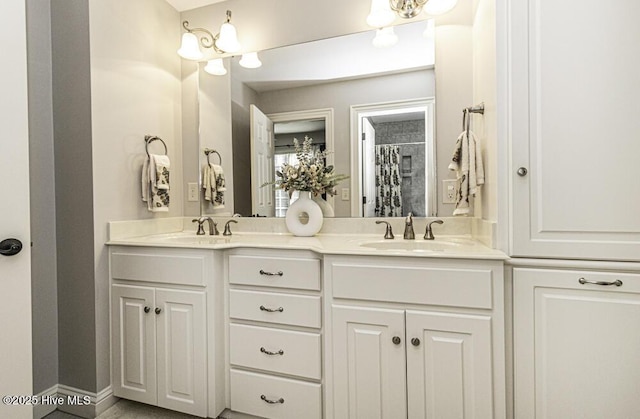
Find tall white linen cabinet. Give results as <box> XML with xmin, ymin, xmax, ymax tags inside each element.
<box><xmin>504</xmin><ymin>0</ymin><xmax>640</xmax><ymax>417</ymax></box>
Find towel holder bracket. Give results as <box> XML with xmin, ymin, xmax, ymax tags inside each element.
<box><xmin>204</xmin><ymin>148</ymin><xmax>222</xmax><ymax>165</ymax></box>
<box><xmin>145</xmin><ymin>135</ymin><xmax>168</xmax><ymax>157</ymax></box>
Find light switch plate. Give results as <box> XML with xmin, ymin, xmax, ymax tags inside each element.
<box><xmin>341</xmin><ymin>188</ymin><xmax>350</xmax><ymax>201</ymax></box>
<box><xmin>443</xmin><ymin>179</ymin><xmax>457</xmax><ymax>204</ymax></box>
<box><xmin>187</xmin><ymin>182</ymin><xmax>199</xmax><ymax>202</ymax></box>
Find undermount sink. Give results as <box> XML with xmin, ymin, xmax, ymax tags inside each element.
<box><xmin>359</xmin><ymin>238</ymin><xmax>472</xmax><ymax>252</ymax></box>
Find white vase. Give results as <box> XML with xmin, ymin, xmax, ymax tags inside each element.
<box><xmin>312</xmin><ymin>195</ymin><xmax>335</xmax><ymax>217</ymax></box>
<box><xmin>286</xmin><ymin>191</ymin><xmax>323</xmax><ymax>236</ymax></box>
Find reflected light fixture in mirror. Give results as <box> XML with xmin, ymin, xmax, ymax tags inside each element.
<box><xmin>239</xmin><ymin>52</ymin><xmax>262</xmax><ymax>69</ymax></box>
<box><xmin>178</xmin><ymin>9</ymin><xmax>241</xmax><ymax>60</ymax></box>
<box><xmin>204</xmin><ymin>58</ymin><xmax>227</xmax><ymax>75</ymax></box>
<box><xmin>373</xmin><ymin>27</ymin><xmax>399</xmax><ymax>48</ymax></box>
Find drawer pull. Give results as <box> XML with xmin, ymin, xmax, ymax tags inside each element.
<box><xmin>261</xmin><ymin>395</ymin><xmax>285</xmax><ymax>404</ymax></box>
<box><xmin>260</xmin><ymin>347</ymin><xmax>284</xmax><ymax>356</ymax></box>
<box><xmin>260</xmin><ymin>305</ymin><xmax>284</xmax><ymax>313</ymax></box>
<box><xmin>259</xmin><ymin>269</ymin><xmax>284</xmax><ymax>277</ymax></box>
<box><xmin>578</xmin><ymin>277</ymin><xmax>623</xmax><ymax>287</ymax></box>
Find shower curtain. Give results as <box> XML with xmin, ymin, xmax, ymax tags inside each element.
<box><xmin>375</xmin><ymin>144</ymin><xmax>402</xmax><ymax>217</ymax></box>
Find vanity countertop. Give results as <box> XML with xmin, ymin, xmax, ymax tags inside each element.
<box><xmin>107</xmin><ymin>231</ymin><xmax>507</xmax><ymax>260</ymax></box>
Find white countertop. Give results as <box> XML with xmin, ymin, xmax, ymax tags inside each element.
<box><xmin>107</xmin><ymin>231</ymin><xmax>507</xmax><ymax>260</ymax></box>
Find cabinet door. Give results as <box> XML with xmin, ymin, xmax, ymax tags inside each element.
<box><xmin>155</xmin><ymin>288</ymin><xmax>207</xmax><ymax>417</ymax></box>
<box><xmin>514</xmin><ymin>268</ymin><xmax>640</xmax><ymax>418</ymax></box>
<box><xmin>509</xmin><ymin>0</ymin><xmax>640</xmax><ymax>260</ymax></box>
<box><xmin>111</xmin><ymin>284</ymin><xmax>156</xmax><ymax>405</ymax></box>
<box><xmin>332</xmin><ymin>305</ymin><xmax>406</xmax><ymax>419</ymax></box>
<box><xmin>406</xmin><ymin>310</ymin><xmax>493</xmax><ymax>419</ymax></box>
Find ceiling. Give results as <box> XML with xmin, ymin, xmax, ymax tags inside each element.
<box><xmin>165</xmin><ymin>0</ymin><xmax>226</xmax><ymax>12</ymax></box>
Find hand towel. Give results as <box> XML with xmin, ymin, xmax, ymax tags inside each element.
<box><xmin>141</xmin><ymin>154</ymin><xmax>170</xmax><ymax>212</ymax></box>
<box><xmin>202</xmin><ymin>163</ymin><xmax>226</xmax><ymax>209</ymax></box>
<box><xmin>448</xmin><ymin>130</ymin><xmax>484</xmax><ymax>215</ymax></box>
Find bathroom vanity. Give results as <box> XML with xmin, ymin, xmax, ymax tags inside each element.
<box><xmin>107</xmin><ymin>219</ymin><xmax>507</xmax><ymax>419</ymax></box>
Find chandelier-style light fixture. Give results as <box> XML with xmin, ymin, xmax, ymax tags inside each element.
<box><xmin>178</xmin><ymin>10</ymin><xmax>241</xmax><ymax>58</ymax></box>
<box><xmin>367</xmin><ymin>0</ymin><xmax>458</xmax><ymax>27</ymax></box>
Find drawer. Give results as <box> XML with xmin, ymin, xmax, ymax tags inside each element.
<box><xmin>230</xmin><ymin>289</ymin><xmax>321</xmax><ymax>328</ymax></box>
<box><xmin>514</xmin><ymin>267</ymin><xmax>640</xmax><ymax>293</ymax></box>
<box><xmin>330</xmin><ymin>259</ymin><xmax>494</xmax><ymax>309</ymax></box>
<box><xmin>230</xmin><ymin>369</ymin><xmax>321</xmax><ymax>419</ymax></box>
<box><xmin>111</xmin><ymin>248</ymin><xmax>211</xmax><ymax>286</ymax></box>
<box><xmin>229</xmin><ymin>324</ymin><xmax>321</xmax><ymax>380</ymax></box>
<box><xmin>228</xmin><ymin>255</ymin><xmax>320</xmax><ymax>291</ymax></box>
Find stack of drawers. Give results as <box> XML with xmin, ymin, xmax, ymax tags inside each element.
<box><xmin>227</xmin><ymin>250</ymin><xmax>322</xmax><ymax>419</ymax></box>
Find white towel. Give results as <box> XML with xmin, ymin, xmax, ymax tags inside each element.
<box><xmin>448</xmin><ymin>130</ymin><xmax>484</xmax><ymax>215</ymax></box>
<box><xmin>202</xmin><ymin>163</ymin><xmax>226</xmax><ymax>209</ymax></box>
<box><xmin>142</xmin><ymin>154</ymin><xmax>170</xmax><ymax>212</ymax></box>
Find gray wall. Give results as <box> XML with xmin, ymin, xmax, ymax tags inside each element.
<box><xmin>27</xmin><ymin>0</ymin><xmax>58</xmax><ymax>395</ymax></box>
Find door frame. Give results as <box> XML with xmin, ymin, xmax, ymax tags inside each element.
<box><xmin>350</xmin><ymin>98</ymin><xmax>436</xmax><ymax>217</ymax></box>
<box><xmin>267</xmin><ymin>108</ymin><xmax>335</xmax><ymax>211</ymax></box>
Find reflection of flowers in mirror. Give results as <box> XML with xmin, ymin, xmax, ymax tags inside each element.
<box><xmin>263</xmin><ymin>136</ymin><xmax>349</xmax><ymax>197</ymax></box>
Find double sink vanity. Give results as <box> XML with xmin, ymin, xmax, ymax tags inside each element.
<box><xmin>107</xmin><ymin>216</ymin><xmax>506</xmax><ymax>418</ymax></box>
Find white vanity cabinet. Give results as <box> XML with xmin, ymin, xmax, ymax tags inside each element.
<box><xmin>227</xmin><ymin>249</ymin><xmax>323</xmax><ymax>419</ymax></box>
<box><xmin>507</xmin><ymin>0</ymin><xmax>640</xmax><ymax>261</ymax></box>
<box><xmin>109</xmin><ymin>247</ymin><xmax>212</xmax><ymax>417</ymax></box>
<box><xmin>513</xmin><ymin>267</ymin><xmax>640</xmax><ymax>418</ymax></box>
<box><xmin>325</xmin><ymin>255</ymin><xmax>505</xmax><ymax>419</ymax></box>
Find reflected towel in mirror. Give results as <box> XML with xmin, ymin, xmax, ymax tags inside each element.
<box><xmin>202</xmin><ymin>163</ymin><xmax>226</xmax><ymax>209</ymax></box>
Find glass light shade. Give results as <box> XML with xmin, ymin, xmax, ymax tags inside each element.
<box><xmin>424</xmin><ymin>0</ymin><xmax>458</xmax><ymax>15</ymax></box>
<box><xmin>215</xmin><ymin>22</ymin><xmax>241</xmax><ymax>53</ymax></box>
<box><xmin>372</xmin><ymin>26</ymin><xmax>399</xmax><ymax>48</ymax></box>
<box><xmin>204</xmin><ymin>59</ymin><xmax>227</xmax><ymax>75</ymax></box>
<box><xmin>367</xmin><ymin>0</ymin><xmax>396</xmax><ymax>28</ymax></box>
<box><xmin>239</xmin><ymin>52</ymin><xmax>262</xmax><ymax>69</ymax></box>
<box><xmin>177</xmin><ymin>32</ymin><xmax>203</xmax><ymax>60</ymax></box>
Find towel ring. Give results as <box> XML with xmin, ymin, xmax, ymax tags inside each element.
<box><xmin>145</xmin><ymin>135</ymin><xmax>168</xmax><ymax>157</ymax></box>
<box><xmin>204</xmin><ymin>148</ymin><xmax>222</xmax><ymax>166</ymax></box>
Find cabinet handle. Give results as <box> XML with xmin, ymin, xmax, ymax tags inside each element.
<box><xmin>155</xmin><ymin>307</ymin><xmax>162</xmax><ymax>314</ymax></box>
<box><xmin>260</xmin><ymin>347</ymin><xmax>284</xmax><ymax>356</ymax></box>
<box><xmin>259</xmin><ymin>269</ymin><xmax>283</xmax><ymax>277</ymax></box>
<box><xmin>516</xmin><ymin>167</ymin><xmax>528</xmax><ymax>177</ymax></box>
<box><xmin>144</xmin><ymin>306</ymin><xmax>151</xmax><ymax>313</ymax></box>
<box><xmin>411</xmin><ymin>338</ymin><xmax>421</xmax><ymax>346</ymax></box>
<box><xmin>260</xmin><ymin>395</ymin><xmax>284</xmax><ymax>404</ymax></box>
<box><xmin>392</xmin><ymin>336</ymin><xmax>401</xmax><ymax>345</ymax></box>
<box><xmin>260</xmin><ymin>305</ymin><xmax>284</xmax><ymax>313</ymax></box>
<box><xmin>578</xmin><ymin>277</ymin><xmax>623</xmax><ymax>287</ymax></box>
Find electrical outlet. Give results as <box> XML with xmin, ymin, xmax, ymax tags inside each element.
<box><xmin>187</xmin><ymin>182</ymin><xmax>199</xmax><ymax>202</ymax></box>
<box><xmin>341</xmin><ymin>188</ymin><xmax>350</xmax><ymax>201</ymax></box>
<box><xmin>443</xmin><ymin>179</ymin><xmax>457</xmax><ymax>204</ymax></box>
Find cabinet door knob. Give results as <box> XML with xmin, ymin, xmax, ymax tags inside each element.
<box><xmin>516</xmin><ymin>167</ymin><xmax>528</xmax><ymax>177</ymax></box>
<box><xmin>392</xmin><ymin>336</ymin><xmax>401</xmax><ymax>345</ymax></box>
<box><xmin>411</xmin><ymin>338</ymin><xmax>421</xmax><ymax>346</ymax></box>
<box><xmin>0</xmin><ymin>238</ymin><xmax>22</xmax><ymax>256</ymax></box>
<box><xmin>144</xmin><ymin>306</ymin><xmax>151</xmax><ymax>313</ymax></box>
<box><xmin>155</xmin><ymin>307</ymin><xmax>162</xmax><ymax>314</ymax></box>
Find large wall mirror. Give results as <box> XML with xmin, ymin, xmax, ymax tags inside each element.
<box><xmin>193</xmin><ymin>0</ymin><xmax>478</xmax><ymax>219</ymax></box>
<box><xmin>223</xmin><ymin>20</ymin><xmax>436</xmax><ymax>218</ymax></box>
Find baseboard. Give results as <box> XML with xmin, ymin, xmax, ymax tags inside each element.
<box><xmin>32</xmin><ymin>385</ymin><xmax>58</xmax><ymax>419</ymax></box>
<box><xmin>32</xmin><ymin>384</ymin><xmax>117</xmax><ymax>419</ymax></box>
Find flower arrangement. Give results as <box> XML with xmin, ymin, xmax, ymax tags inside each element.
<box><xmin>266</xmin><ymin>136</ymin><xmax>348</xmax><ymax>196</ymax></box>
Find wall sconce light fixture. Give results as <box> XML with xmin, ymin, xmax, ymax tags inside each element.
<box><xmin>367</xmin><ymin>0</ymin><xmax>458</xmax><ymax>27</ymax></box>
<box><xmin>178</xmin><ymin>10</ymin><xmax>241</xmax><ymax>60</ymax></box>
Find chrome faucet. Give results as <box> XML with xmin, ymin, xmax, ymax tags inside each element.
<box><xmin>403</xmin><ymin>212</ymin><xmax>415</xmax><ymax>239</ymax></box>
<box><xmin>424</xmin><ymin>219</ymin><xmax>444</xmax><ymax>240</ymax></box>
<box><xmin>192</xmin><ymin>217</ymin><xmax>218</xmax><ymax>235</ymax></box>
<box><xmin>223</xmin><ymin>219</ymin><xmax>238</xmax><ymax>236</ymax></box>
<box><xmin>375</xmin><ymin>220</ymin><xmax>395</xmax><ymax>239</ymax></box>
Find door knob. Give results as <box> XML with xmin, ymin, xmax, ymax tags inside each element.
<box><xmin>0</xmin><ymin>238</ymin><xmax>22</xmax><ymax>256</ymax></box>
<box><xmin>516</xmin><ymin>167</ymin><xmax>528</xmax><ymax>177</ymax></box>
<box><xmin>144</xmin><ymin>306</ymin><xmax>151</xmax><ymax>313</ymax></box>
<box><xmin>155</xmin><ymin>307</ymin><xmax>162</xmax><ymax>314</ymax></box>
<box><xmin>392</xmin><ymin>336</ymin><xmax>401</xmax><ymax>345</ymax></box>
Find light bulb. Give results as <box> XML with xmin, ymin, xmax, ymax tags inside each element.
<box><xmin>216</xmin><ymin>22</ymin><xmax>241</xmax><ymax>53</ymax></box>
<box><xmin>177</xmin><ymin>32</ymin><xmax>203</xmax><ymax>60</ymax></box>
